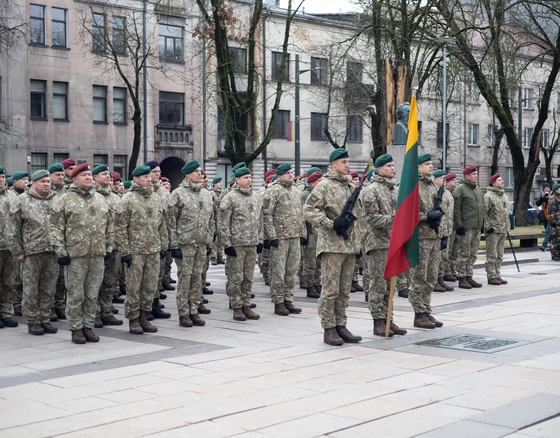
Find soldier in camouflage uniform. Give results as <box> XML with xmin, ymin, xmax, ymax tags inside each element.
<box><xmin>10</xmin><ymin>170</ymin><xmax>58</xmax><ymax>335</ymax></box>
<box><xmin>114</xmin><ymin>165</ymin><xmax>168</xmax><ymax>335</ymax></box>
<box><xmin>348</xmin><ymin>172</ymin><xmax>364</xmax><ymax>293</ymax></box>
<box><xmin>160</xmin><ymin>176</ymin><xmax>175</xmax><ymax>290</ymax></box>
<box><xmin>263</xmin><ymin>163</ymin><xmax>306</xmax><ymax>316</ymax></box>
<box><xmin>219</xmin><ymin>167</ymin><xmax>262</xmax><ymax>321</ymax></box>
<box><xmin>442</xmin><ymin>174</ymin><xmax>459</xmax><ymax>282</ymax></box>
<box><xmin>357</xmin><ymin>154</ymin><xmax>407</xmax><ymax>337</ymax></box>
<box><xmin>92</xmin><ymin>165</ymin><xmax>123</xmax><ymax>326</ymax></box>
<box><xmin>410</xmin><ymin>154</ymin><xmax>444</xmax><ymax>329</ymax></box>
<box><xmin>211</xmin><ymin>177</ymin><xmax>225</xmax><ymax>265</ymax></box>
<box><xmin>304</xmin><ymin>148</ymin><xmax>362</xmax><ymax>346</ymax></box>
<box><xmin>50</xmin><ymin>163</ymin><xmax>113</xmax><ymax>344</ymax></box>
<box><xmin>62</xmin><ymin>158</ymin><xmax>76</xmax><ymax>187</ymax></box>
<box><xmin>11</xmin><ymin>171</ymin><xmax>29</xmax><ymax>195</ymax></box>
<box><xmin>484</xmin><ymin>174</ymin><xmax>510</xmax><ymax>285</ymax></box>
<box><xmin>548</xmin><ymin>184</ymin><xmax>560</xmax><ymax>260</ymax></box>
<box><xmin>258</xmin><ymin>169</ymin><xmax>276</xmax><ymax>285</ymax></box>
<box><xmin>167</xmin><ymin>160</ymin><xmax>214</xmax><ymax>328</ymax></box>
<box><xmin>432</xmin><ymin>170</ymin><xmax>454</xmax><ymax>292</ymax></box>
<box><xmin>0</xmin><ymin>166</ymin><xmax>18</xmax><ymax>329</ymax></box>
<box><xmin>300</xmin><ymin>171</ymin><xmax>322</xmax><ymax>298</ymax></box>
<box><xmin>10</xmin><ymin>170</ymin><xmax>28</xmax><ymax>316</ymax></box>
<box><xmin>201</xmin><ymin>172</ymin><xmax>214</xmax><ymax>297</ymax></box>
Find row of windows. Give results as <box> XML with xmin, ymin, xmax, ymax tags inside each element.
<box><xmin>29</xmin><ymin>153</ymin><xmax>127</xmax><ymax>177</ymax></box>
<box><xmin>466</xmin><ymin>123</ymin><xmax>550</xmax><ymax>149</ymax></box>
<box><xmin>30</xmin><ymin>4</ymin><xmax>67</xmax><ymax>47</ymax></box>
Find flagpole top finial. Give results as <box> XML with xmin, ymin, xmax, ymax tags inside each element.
<box><xmin>411</xmin><ymin>77</ymin><xmax>419</xmax><ymax>96</ymax></box>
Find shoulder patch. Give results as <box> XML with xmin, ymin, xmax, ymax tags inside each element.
<box><xmin>306</xmin><ymin>193</ymin><xmax>321</xmax><ymax>206</ymax></box>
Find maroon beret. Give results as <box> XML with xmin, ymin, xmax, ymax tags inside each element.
<box><xmin>307</xmin><ymin>171</ymin><xmax>322</xmax><ymax>184</ymax></box>
<box><xmin>489</xmin><ymin>173</ymin><xmax>500</xmax><ymax>185</ymax></box>
<box><xmin>265</xmin><ymin>174</ymin><xmax>274</xmax><ymax>184</ymax></box>
<box><xmin>463</xmin><ymin>165</ymin><xmax>477</xmax><ymax>175</ymax></box>
<box><xmin>112</xmin><ymin>171</ymin><xmax>121</xmax><ymax>182</ymax></box>
<box><xmin>160</xmin><ymin>176</ymin><xmax>168</xmax><ymax>182</ymax></box>
<box><xmin>445</xmin><ymin>173</ymin><xmax>457</xmax><ymax>182</ymax></box>
<box><xmin>62</xmin><ymin>158</ymin><xmax>76</xmax><ymax>169</ymax></box>
<box><xmin>265</xmin><ymin>169</ymin><xmax>276</xmax><ymax>178</ymax></box>
<box><xmin>70</xmin><ymin>163</ymin><xmax>91</xmax><ymax>178</ymax></box>
<box><xmin>349</xmin><ymin>172</ymin><xmax>359</xmax><ymax>179</ymax></box>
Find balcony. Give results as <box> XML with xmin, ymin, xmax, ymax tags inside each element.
<box><xmin>155</xmin><ymin>124</ymin><xmax>193</xmax><ymax>151</ymax></box>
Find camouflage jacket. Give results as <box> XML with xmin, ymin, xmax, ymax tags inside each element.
<box><xmin>453</xmin><ymin>178</ymin><xmax>484</xmax><ymax>230</ymax></box>
<box><xmin>9</xmin><ymin>188</ymin><xmax>57</xmax><ymax>257</ymax></box>
<box><xmin>301</xmin><ymin>184</ymin><xmax>314</xmax><ymax>239</ymax></box>
<box><xmin>304</xmin><ymin>169</ymin><xmax>359</xmax><ymax>255</ymax></box>
<box><xmin>263</xmin><ymin>180</ymin><xmax>306</xmax><ymax>240</ymax></box>
<box><xmin>0</xmin><ymin>186</ymin><xmax>17</xmax><ymax>251</ymax></box>
<box><xmin>167</xmin><ymin>179</ymin><xmax>214</xmax><ymax>249</ymax></box>
<box><xmin>219</xmin><ymin>186</ymin><xmax>263</xmax><ymax>248</ymax></box>
<box><xmin>484</xmin><ymin>186</ymin><xmax>509</xmax><ymax>233</ymax></box>
<box><xmin>94</xmin><ymin>183</ymin><xmax>121</xmax><ymax>213</ymax></box>
<box><xmin>439</xmin><ymin>188</ymin><xmax>454</xmax><ymax>238</ymax></box>
<box><xmin>114</xmin><ymin>183</ymin><xmax>168</xmax><ymax>255</ymax></box>
<box><xmin>50</xmin><ymin>181</ymin><xmax>66</xmax><ymax>197</ymax></box>
<box><xmin>63</xmin><ymin>175</ymin><xmax>73</xmax><ymax>187</ymax></box>
<box><xmin>50</xmin><ymin>184</ymin><xmax>113</xmax><ymax>258</ymax></box>
<box><xmin>548</xmin><ymin>192</ymin><xmax>560</xmax><ymax>226</ymax></box>
<box><xmin>356</xmin><ymin>174</ymin><xmax>398</xmax><ymax>251</ymax></box>
<box><xmin>418</xmin><ymin>173</ymin><xmax>439</xmax><ymax>240</ymax></box>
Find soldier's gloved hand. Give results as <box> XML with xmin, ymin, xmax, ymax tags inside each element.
<box><xmin>57</xmin><ymin>256</ymin><xmax>71</xmax><ymax>266</ymax></box>
<box><xmin>160</xmin><ymin>250</ymin><xmax>167</xmax><ymax>260</ymax></box>
<box><xmin>440</xmin><ymin>237</ymin><xmax>448</xmax><ymax>250</ymax></box>
<box><xmin>121</xmin><ymin>254</ymin><xmax>132</xmax><ymax>268</ymax></box>
<box><xmin>263</xmin><ymin>240</ymin><xmax>271</xmax><ymax>249</ymax></box>
<box><xmin>456</xmin><ymin>227</ymin><xmax>466</xmax><ymax>236</ymax></box>
<box><xmin>427</xmin><ymin>209</ymin><xmax>444</xmax><ymax>227</ymax></box>
<box><xmin>333</xmin><ymin>216</ymin><xmax>351</xmax><ymax>231</ymax></box>
<box><xmin>171</xmin><ymin>248</ymin><xmax>183</xmax><ymax>260</ymax></box>
<box><xmin>225</xmin><ymin>246</ymin><xmax>237</xmax><ymax>257</ymax></box>
<box><xmin>104</xmin><ymin>252</ymin><xmax>112</xmax><ymax>261</ymax></box>
<box><xmin>257</xmin><ymin>243</ymin><xmax>263</xmax><ymax>254</ymax></box>
<box><xmin>300</xmin><ymin>237</ymin><xmax>308</xmax><ymax>246</ymax></box>
<box><xmin>486</xmin><ymin>228</ymin><xmax>495</xmax><ymax>234</ymax></box>
<box><xmin>206</xmin><ymin>247</ymin><xmax>212</xmax><ymax>256</ymax></box>
<box><xmin>269</xmin><ymin>239</ymin><xmax>279</xmax><ymax>248</ymax></box>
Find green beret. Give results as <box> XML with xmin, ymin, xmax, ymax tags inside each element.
<box><xmin>30</xmin><ymin>170</ymin><xmax>49</xmax><ymax>181</ymax></box>
<box><xmin>432</xmin><ymin>169</ymin><xmax>446</xmax><ymax>178</ymax></box>
<box><xmin>374</xmin><ymin>154</ymin><xmax>393</xmax><ymax>168</ymax></box>
<box><xmin>553</xmin><ymin>184</ymin><xmax>560</xmax><ymax>192</ymax></box>
<box><xmin>234</xmin><ymin>167</ymin><xmax>251</xmax><ymax>178</ymax></box>
<box><xmin>307</xmin><ymin>167</ymin><xmax>321</xmax><ymax>175</ymax></box>
<box><xmin>0</xmin><ymin>167</ymin><xmax>5</xmax><ymax>175</ymax></box>
<box><xmin>232</xmin><ymin>162</ymin><xmax>246</xmax><ymax>173</ymax></box>
<box><xmin>272</xmin><ymin>175</ymin><xmax>277</xmax><ymax>182</ymax></box>
<box><xmin>92</xmin><ymin>164</ymin><xmax>109</xmax><ymax>176</ymax></box>
<box><xmin>132</xmin><ymin>165</ymin><xmax>151</xmax><ymax>177</ymax></box>
<box><xmin>181</xmin><ymin>159</ymin><xmax>200</xmax><ymax>175</ymax></box>
<box><xmin>367</xmin><ymin>168</ymin><xmax>375</xmax><ymax>178</ymax></box>
<box><xmin>48</xmin><ymin>163</ymin><xmax>63</xmax><ymax>173</ymax></box>
<box><xmin>12</xmin><ymin>171</ymin><xmax>29</xmax><ymax>181</ymax></box>
<box><xmin>212</xmin><ymin>177</ymin><xmax>222</xmax><ymax>184</ymax></box>
<box><xmin>6</xmin><ymin>177</ymin><xmax>13</xmax><ymax>187</ymax></box>
<box><xmin>329</xmin><ymin>148</ymin><xmax>349</xmax><ymax>162</ymax></box>
<box><xmin>418</xmin><ymin>153</ymin><xmax>432</xmax><ymax>165</ymax></box>
<box><xmin>276</xmin><ymin>163</ymin><xmax>292</xmax><ymax>176</ymax></box>
<box><xmin>124</xmin><ymin>181</ymin><xmax>132</xmax><ymax>189</ymax></box>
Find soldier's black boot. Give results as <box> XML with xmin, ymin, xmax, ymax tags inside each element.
<box><xmin>233</xmin><ymin>308</ymin><xmax>247</xmax><ymax>321</ymax></box>
<box><xmin>151</xmin><ymin>299</ymin><xmax>170</xmax><ymax>318</ymax></box>
<box><xmin>324</xmin><ymin>327</ymin><xmax>344</xmax><ymax>346</ymax></box>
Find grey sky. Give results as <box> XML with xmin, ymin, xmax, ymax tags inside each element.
<box><xmin>279</xmin><ymin>0</ymin><xmax>360</xmax><ymax>14</ymax></box>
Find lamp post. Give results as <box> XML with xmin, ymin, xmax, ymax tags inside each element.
<box><xmin>434</xmin><ymin>37</ymin><xmax>455</xmax><ymax>171</ymax></box>
<box><xmin>142</xmin><ymin>0</ymin><xmax>148</xmax><ymax>163</ymax></box>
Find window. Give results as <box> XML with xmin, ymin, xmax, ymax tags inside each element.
<box><xmin>113</xmin><ymin>87</ymin><xmax>127</xmax><ymax>124</ymax></box>
<box><xmin>158</xmin><ymin>24</ymin><xmax>183</xmax><ymax>62</ymax></box>
<box><xmin>93</xmin><ymin>154</ymin><xmax>108</xmax><ymax>166</ymax></box>
<box><xmin>273</xmin><ymin>110</ymin><xmax>290</xmax><ymax>139</ymax></box>
<box><xmin>523</xmin><ymin>88</ymin><xmax>533</xmax><ymax>109</ymax></box>
<box><xmin>93</xmin><ymin>85</ymin><xmax>107</xmax><ymax>123</ymax></box>
<box><xmin>310</xmin><ymin>113</ymin><xmax>328</xmax><ymax>140</ymax></box>
<box><xmin>271</xmin><ymin>52</ymin><xmax>289</xmax><ymax>82</ymax></box>
<box><xmin>30</xmin><ymin>80</ymin><xmax>46</xmax><ymax>119</ymax></box>
<box><xmin>466</xmin><ymin>81</ymin><xmax>479</xmax><ymax>104</ymax></box>
<box><xmin>311</xmin><ymin>57</ymin><xmax>327</xmax><ymax>85</ymax></box>
<box><xmin>92</xmin><ymin>13</ymin><xmax>106</xmax><ymax>52</ymax></box>
<box><xmin>508</xmin><ymin>89</ymin><xmax>517</xmax><ymax>108</ymax></box>
<box><xmin>52</xmin><ymin>82</ymin><xmax>68</xmax><ymax>121</ymax></box>
<box><xmin>468</xmin><ymin>123</ymin><xmax>479</xmax><ymax>146</ymax></box>
<box><xmin>523</xmin><ymin>127</ymin><xmax>533</xmax><ymax>148</ymax></box>
<box><xmin>112</xmin><ymin>16</ymin><xmax>126</xmax><ymax>54</ymax></box>
<box><xmin>159</xmin><ymin>92</ymin><xmax>184</xmax><ymax>125</ymax></box>
<box><xmin>31</xmin><ymin>153</ymin><xmax>47</xmax><ymax>173</ymax></box>
<box><xmin>505</xmin><ymin>167</ymin><xmax>514</xmax><ymax>189</ymax></box>
<box><xmin>53</xmin><ymin>153</ymin><xmax>69</xmax><ymax>164</ymax></box>
<box><xmin>113</xmin><ymin>155</ymin><xmax>127</xmax><ymax>177</ymax></box>
<box><xmin>347</xmin><ymin>61</ymin><xmax>362</xmax><ymax>83</ymax></box>
<box><xmin>437</xmin><ymin>122</ymin><xmax>450</xmax><ymax>148</ymax></box>
<box><xmin>52</xmin><ymin>8</ymin><xmax>67</xmax><ymax>47</ymax></box>
<box><xmin>30</xmin><ymin>4</ymin><xmax>45</xmax><ymax>45</ymax></box>
<box><xmin>230</xmin><ymin>47</ymin><xmax>247</xmax><ymax>74</ymax></box>
<box><xmin>347</xmin><ymin>115</ymin><xmax>363</xmax><ymax>142</ymax></box>
<box><xmin>487</xmin><ymin>124</ymin><xmax>498</xmax><ymax>147</ymax></box>
<box><xmin>541</xmin><ymin>129</ymin><xmax>549</xmax><ymax>149</ymax></box>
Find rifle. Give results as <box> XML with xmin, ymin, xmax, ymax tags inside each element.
<box><xmin>336</xmin><ymin>178</ymin><xmax>364</xmax><ymax>241</ymax></box>
<box><xmin>506</xmin><ymin>230</ymin><xmax>520</xmax><ymax>272</ymax></box>
<box><xmin>429</xmin><ymin>183</ymin><xmax>445</xmax><ymax>235</ymax></box>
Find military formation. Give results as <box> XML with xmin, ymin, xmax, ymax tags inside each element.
<box><xmin>0</xmin><ymin>147</ymin><xmax>513</xmax><ymax>345</ymax></box>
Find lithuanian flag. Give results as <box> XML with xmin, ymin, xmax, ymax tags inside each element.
<box><xmin>384</xmin><ymin>94</ymin><xmax>420</xmax><ymax>279</ymax></box>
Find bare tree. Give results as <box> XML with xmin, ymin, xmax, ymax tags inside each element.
<box><xmin>0</xmin><ymin>0</ymin><xmax>25</xmax><ymax>53</ymax></box>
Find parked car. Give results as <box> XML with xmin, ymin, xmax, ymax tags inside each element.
<box><xmin>508</xmin><ymin>201</ymin><xmax>540</xmax><ymax>225</ymax></box>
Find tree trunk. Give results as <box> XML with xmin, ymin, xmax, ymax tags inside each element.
<box><xmin>129</xmin><ymin>107</ymin><xmax>142</xmax><ymax>180</ymax></box>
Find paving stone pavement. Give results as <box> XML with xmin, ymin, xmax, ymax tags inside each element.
<box><xmin>1</xmin><ymin>248</ymin><xmax>560</xmax><ymax>437</ymax></box>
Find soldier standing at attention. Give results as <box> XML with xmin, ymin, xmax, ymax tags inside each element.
<box><xmin>62</xmin><ymin>158</ymin><xmax>76</xmax><ymax>187</ymax></box>
<box><xmin>442</xmin><ymin>173</ymin><xmax>459</xmax><ymax>283</ymax></box>
<box><xmin>114</xmin><ymin>165</ymin><xmax>168</xmax><ymax>334</ymax></box>
<box><xmin>258</xmin><ymin>169</ymin><xmax>276</xmax><ymax>285</ymax></box>
<box><xmin>50</xmin><ymin>163</ymin><xmax>113</xmax><ymax>344</ymax></box>
<box><xmin>9</xmin><ymin>171</ymin><xmax>28</xmax><ymax>317</ymax></box>
<box><xmin>49</xmin><ymin>163</ymin><xmax>66</xmax><ymax>195</ymax></box>
<box><xmin>200</xmin><ymin>171</ymin><xmax>214</xmax><ymax>297</ymax></box>
<box><xmin>304</xmin><ymin>149</ymin><xmax>362</xmax><ymax>346</ymax></box>
<box><xmin>10</xmin><ymin>170</ymin><xmax>58</xmax><ymax>335</ymax></box>
<box><xmin>11</xmin><ymin>171</ymin><xmax>29</xmax><ymax>195</ymax></box>
<box><xmin>432</xmin><ymin>170</ymin><xmax>454</xmax><ymax>292</ymax></box>
<box><xmin>219</xmin><ymin>167</ymin><xmax>262</xmax><ymax>321</ymax></box>
<box><xmin>211</xmin><ymin>177</ymin><xmax>225</xmax><ymax>265</ymax></box>
<box><xmin>167</xmin><ymin>160</ymin><xmax>214</xmax><ymax>328</ymax></box>
<box><xmin>357</xmin><ymin>154</ymin><xmax>407</xmax><ymax>337</ymax></box>
<box><xmin>484</xmin><ymin>174</ymin><xmax>510</xmax><ymax>285</ymax></box>
<box><xmin>453</xmin><ymin>166</ymin><xmax>484</xmax><ymax>289</ymax></box>
<box><xmin>548</xmin><ymin>184</ymin><xmax>560</xmax><ymax>261</ymax></box>
<box><xmin>263</xmin><ymin>163</ymin><xmax>306</xmax><ymax>316</ymax></box>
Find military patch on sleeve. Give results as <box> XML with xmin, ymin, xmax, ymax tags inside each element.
<box><xmin>263</xmin><ymin>196</ymin><xmax>270</xmax><ymax>210</ymax></box>
<box><xmin>306</xmin><ymin>194</ymin><xmax>320</xmax><ymax>206</ymax></box>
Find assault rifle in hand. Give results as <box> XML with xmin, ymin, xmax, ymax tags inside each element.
<box><xmin>334</xmin><ymin>179</ymin><xmax>364</xmax><ymax>241</ymax></box>
<box><xmin>427</xmin><ymin>183</ymin><xmax>445</xmax><ymax>235</ymax></box>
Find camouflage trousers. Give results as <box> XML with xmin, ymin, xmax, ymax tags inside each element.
<box><xmin>156</xmin><ymin>254</ymin><xmax>165</xmax><ymax>299</ymax></box>
<box><xmin>98</xmin><ymin>250</ymin><xmax>119</xmax><ymax>318</ymax></box>
<box><xmin>318</xmin><ymin>252</ymin><xmax>355</xmax><ymax>329</ymax></box>
<box><xmin>364</xmin><ymin>249</ymin><xmax>393</xmax><ymax>320</ymax></box>
<box><xmin>409</xmin><ymin>238</ymin><xmax>440</xmax><ymax>314</ymax></box>
<box><xmin>270</xmin><ymin>237</ymin><xmax>301</xmax><ymax>304</ymax></box>
<box><xmin>448</xmin><ymin>231</ymin><xmax>460</xmax><ymax>276</ymax></box>
<box><xmin>259</xmin><ymin>248</ymin><xmax>270</xmax><ymax>284</ymax></box>
<box><xmin>551</xmin><ymin>225</ymin><xmax>560</xmax><ymax>258</ymax></box>
<box><xmin>12</xmin><ymin>263</ymin><xmax>22</xmax><ymax>308</ymax></box>
<box><xmin>485</xmin><ymin>232</ymin><xmax>505</xmax><ymax>280</ymax></box>
<box><xmin>202</xmin><ymin>253</ymin><xmax>210</xmax><ymax>286</ymax></box>
<box><xmin>54</xmin><ymin>267</ymin><xmax>66</xmax><ymax>310</ymax></box>
<box><xmin>301</xmin><ymin>231</ymin><xmax>321</xmax><ymax>288</ymax></box>
<box><xmin>396</xmin><ymin>268</ymin><xmax>413</xmax><ymax>293</ymax></box>
<box><xmin>0</xmin><ymin>250</ymin><xmax>15</xmax><ymax>319</ymax></box>
<box><xmin>456</xmin><ymin>229</ymin><xmax>481</xmax><ymax>277</ymax></box>
<box><xmin>124</xmin><ymin>252</ymin><xmax>159</xmax><ymax>320</ymax></box>
<box><xmin>22</xmin><ymin>252</ymin><xmax>58</xmax><ymax>325</ymax></box>
<box><xmin>65</xmin><ymin>256</ymin><xmax>104</xmax><ymax>331</ymax></box>
<box><xmin>439</xmin><ymin>230</ymin><xmax>456</xmax><ymax>277</ymax></box>
<box><xmin>353</xmin><ymin>258</ymin><xmax>362</xmax><ymax>282</ymax></box>
<box><xmin>164</xmin><ymin>252</ymin><xmax>173</xmax><ymax>283</ymax></box>
<box><xmin>227</xmin><ymin>246</ymin><xmax>257</xmax><ymax>309</ymax></box>
<box><xmin>176</xmin><ymin>244</ymin><xmax>206</xmax><ymax>316</ymax></box>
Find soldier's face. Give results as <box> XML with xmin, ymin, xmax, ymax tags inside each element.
<box><xmin>94</xmin><ymin>170</ymin><xmax>112</xmax><ymax>187</ymax></box>
<box><xmin>447</xmin><ymin>178</ymin><xmax>457</xmax><ymax>189</ymax></box>
<box><xmin>377</xmin><ymin>162</ymin><xmax>395</xmax><ymax>178</ymax></box>
<box><xmin>434</xmin><ymin>176</ymin><xmax>445</xmax><ymax>187</ymax></box>
<box><xmin>236</xmin><ymin>174</ymin><xmax>252</xmax><ymax>188</ymax></box>
<box><xmin>492</xmin><ymin>176</ymin><xmax>505</xmax><ymax>189</ymax></box>
<box><xmin>118</xmin><ymin>182</ymin><xmax>125</xmax><ymax>192</ymax></box>
<box><xmin>162</xmin><ymin>181</ymin><xmax>171</xmax><ymax>191</ymax></box>
<box><xmin>332</xmin><ymin>158</ymin><xmax>350</xmax><ymax>175</ymax></box>
<box><xmin>186</xmin><ymin>168</ymin><xmax>203</xmax><ymax>184</ymax></box>
<box><xmin>202</xmin><ymin>176</ymin><xmax>208</xmax><ymax>188</ymax></box>
<box><xmin>50</xmin><ymin>171</ymin><xmax>64</xmax><ymax>184</ymax></box>
<box><xmin>64</xmin><ymin>166</ymin><xmax>75</xmax><ymax>177</ymax></box>
<box><xmin>73</xmin><ymin>171</ymin><xmax>93</xmax><ymax>189</ymax></box>
<box><xmin>214</xmin><ymin>182</ymin><xmax>223</xmax><ymax>189</ymax></box>
<box><xmin>465</xmin><ymin>171</ymin><xmax>478</xmax><ymax>182</ymax></box>
<box><xmin>278</xmin><ymin>170</ymin><xmax>293</xmax><ymax>183</ymax></box>
<box><xmin>14</xmin><ymin>177</ymin><xmax>28</xmax><ymax>189</ymax></box>
<box><xmin>32</xmin><ymin>176</ymin><xmax>51</xmax><ymax>196</ymax></box>
<box><xmin>418</xmin><ymin>161</ymin><xmax>433</xmax><ymax>175</ymax></box>
<box><xmin>0</xmin><ymin>175</ymin><xmax>5</xmax><ymax>187</ymax></box>
<box><xmin>149</xmin><ymin>166</ymin><xmax>161</xmax><ymax>183</ymax></box>
<box><xmin>134</xmin><ymin>174</ymin><xmax>152</xmax><ymax>187</ymax></box>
